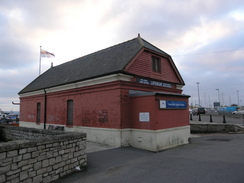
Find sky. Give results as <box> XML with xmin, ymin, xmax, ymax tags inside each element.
<box><xmin>0</xmin><ymin>0</ymin><xmax>244</xmax><ymax>112</ymax></box>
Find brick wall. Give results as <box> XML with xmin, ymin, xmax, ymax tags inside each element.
<box><xmin>20</xmin><ymin>83</ymin><xmax>122</xmax><ymax>129</ymax></box>
<box><xmin>0</xmin><ymin>125</ymin><xmax>87</xmax><ymax>183</ymax></box>
<box><xmin>125</xmin><ymin>51</ymin><xmax>181</xmax><ymax>84</ymax></box>
<box><xmin>129</xmin><ymin>95</ymin><xmax>189</xmax><ymax>130</ymax></box>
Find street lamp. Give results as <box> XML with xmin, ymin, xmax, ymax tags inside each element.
<box><xmin>237</xmin><ymin>90</ymin><xmax>240</xmax><ymax>106</ymax></box>
<box><xmin>197</xmin><ymin>82</ymin><xmax>200</xmax><ymax>107</ymax></box>
<box><xmin>216</xmin><ymin>89</ymin><xmax>220</xmax><ymax>104</ymax></box>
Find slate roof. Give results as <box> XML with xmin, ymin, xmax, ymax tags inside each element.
<box><xmin>19</xmin><ymin>36</ymin><xmax>173</xmax><ymax>94</ymax></box>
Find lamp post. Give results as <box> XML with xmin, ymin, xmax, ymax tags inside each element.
<box><xmin>216</xmin><ymin>89</ymin><xmax>220</xmax><ymax>104</ymax></box>
<box><xmin>237</xmin><ymin>90</ymin><xmax>240</xmax><ymax>106</ymax></box>
<box><xmin>197</xmin><ymin>82</ymin><xmax>200</xmax><ymax>107</ymax></box>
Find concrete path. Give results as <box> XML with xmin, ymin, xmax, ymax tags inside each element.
<box><xmin>58</xmin><ymin>133</ymin><xmax>244</xmax><ymax>183</ymax></box>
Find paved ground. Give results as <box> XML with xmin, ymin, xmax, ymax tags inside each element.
<box><xmin>86</xmin><ymin>141</ymin><xmax>117</xmax><ymax>153</ymax></box>
<box><xmin>57</xmin><ymin>133</ymin><xmax>244</xmax><ymax>183</ymax></box>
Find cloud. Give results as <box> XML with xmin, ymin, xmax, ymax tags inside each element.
<box><xmin>0</xmin><ymin>0</ymin><xmax>244</xmax><ymax>110</ymax></box>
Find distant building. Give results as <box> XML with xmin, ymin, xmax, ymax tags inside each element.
<box><xmin>214</xmin><ymin>102</ymin><xmax>220</xmax><ymax>109</ymax></box>
<box><xmin>18</xmin><ymin>35</ymin><xmax>190</xmax><ymax>151</ymax></box>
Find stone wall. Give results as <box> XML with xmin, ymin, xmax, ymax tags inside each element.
<box><xmin>0</xmin><ymin>125</ymin><xmax>87</xmax><ymax>183</ymax></box>
<box><xmin>190</xmin><ymin>122</ymin><xmax>244</xmax><ymax>133</ymax></box>
<box><xmin>0</xmin><ymin>125</ymin><xmax>66</xmax><ymax>141</ymax></box>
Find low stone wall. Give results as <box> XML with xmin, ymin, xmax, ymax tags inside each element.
<box><xmin>0</xmin><ymin>125</ymin><xmax>66</xmax><ymax>141</ymax></box>
<box><xmin>190</xmin><ymin>122</ymin><xmax>244</xmax><ymax>133</ymax></box>
<box><xmin>0</xmin><ymin>125</ymin><xmax>87</xmax><ymax>183</ymax></box>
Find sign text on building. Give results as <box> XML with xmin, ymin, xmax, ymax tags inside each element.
<box><xmin>159</xmin><ymin>100</ymin><xmax>187</xmax><ymax>109</ymax></box>
<box><xmin>136</xmin><ymin>78</ymin><xmax>172</xmax><ymax>88</ymax></box>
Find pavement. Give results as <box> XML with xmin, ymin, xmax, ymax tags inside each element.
<box><xmin>86</xmin><ymin>141</ymin><xmax>117</xmax><ymax>153</ymax></box>
<box><xmin>57</xmin><ymin>133</ymin><xmax>244</xmax><ymax>183</ymax></box>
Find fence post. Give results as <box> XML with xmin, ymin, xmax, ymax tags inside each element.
<box><xmin>190</xmin><ymin>113</ymin><xmax>193</xmax><ymax>120</ymax></box>
<box><xmin>210</xmin><ymin>115</ymin><xmax>212</xmax><ymax>122</ymax></box>
<box><xmin>198</xmin><ymin>114</ymin><xmax>201</xmax><ymax>121</ymax></box>
<box><xmin>242</xmin><ymin>114</ymin><xmax>244</xmax><ymax>125</ymax></box>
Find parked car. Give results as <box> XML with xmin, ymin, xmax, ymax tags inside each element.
<box><xmin>232</xmin><ymin>110</ymin><xmax>244</xmax><ymax>114</ymax></box>
<box><xmin>192</xmin><ymin>107</ymin><xmax>206</xmax><ymax>115</ymax></box>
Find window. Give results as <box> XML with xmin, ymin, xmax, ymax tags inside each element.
<box><xmin>36</xmin><ymin>102</ymin><xmax>41</xmax><ymax>124</ymax></box>
<box><xmin>152</xmin><ymin>56</ymin><xmax>161</xmax><ymax>73</ymax></box>
<box><xmin>67</xmin><ymin>100</ymin><xmax>73</xmax><ymax>126</ymax></box>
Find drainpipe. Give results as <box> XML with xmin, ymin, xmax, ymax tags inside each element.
<box><xmin>44</xmin><ymin>89</ymin><xmax>47</xmax><ymax>129</ymax></box>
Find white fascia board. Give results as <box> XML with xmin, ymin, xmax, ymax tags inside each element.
<box><xmin>19</xmin><ymin>90</ymin><xmax>45</xmax><ymax>97</ymax></box>
<box><xmin>19</xmin><ymin>73</ymin><xmax>133</xmax><ymax>97</ymax></box>
<box><xmin>176</xmin><ymin>84</ymin><xmax>184</xmax><ymax>89</ymax></box>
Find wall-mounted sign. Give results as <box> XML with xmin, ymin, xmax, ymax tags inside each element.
<box><xmin>136</xmin><ymin>78</ymin><xmax>172</xmax><ymax>88</ymax></box>
<box><xmin>159</xmin><ymin>100</ymin><xmax>187</xmax><ymax>109</ymax></box>
<box><xmin>139</xmin><ymin>112</ymin><xmax>150</xmax><ymax>122</ymax></box>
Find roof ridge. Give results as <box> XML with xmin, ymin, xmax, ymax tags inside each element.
<box><xmin>54</xmin><ymin>37</ymin><xmax>141</xmax><ymax>68</ymax></box>
<box><xmin>52</xmin><ymin>35</ymin><xmax>150</xmax><ymax>70</ymax></box>
<box><xmin>141</xmin><ymin>38</ymin><xmax>170</xmax><ymax>56</ymax></box>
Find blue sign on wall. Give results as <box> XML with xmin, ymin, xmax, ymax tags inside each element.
<box><xmin>159</xmin><ymin>100</ymin><xmax>187</xmax><ymax>109</ymax></box>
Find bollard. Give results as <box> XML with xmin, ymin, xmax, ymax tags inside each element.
<box><xmin>210</xmin><ymin>115</ymin><xmax>212</xmax><ymax>122</ymax></box>
<box><xmin>198</xmin><ymin>114</ymin><xmax>201</xmax><ymax>121</ymax></box>
<box><xmin>242</xmin><ymin>114</ymin><xmax>244</xmax><ymax>125</ymax></box>
<box><xmin>190</xmin><ymin>113</ymin><xmax>192</xmax><ymax>120</ymax></box>
<box><xmin>223</xmin><ymin>115</ymin><xmax>226</xmax><ymax>123</ymax></box>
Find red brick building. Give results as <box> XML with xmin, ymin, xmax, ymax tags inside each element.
<box><xmin>19</xmin><ymin>35</ymin><xmax>190</xmax><ymax>151</ymax></box>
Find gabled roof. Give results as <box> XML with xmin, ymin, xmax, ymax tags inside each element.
<box><xmin>19</xmin><ymin>35</ymin><xmax>179</xmax><ymax>94</ymax></box>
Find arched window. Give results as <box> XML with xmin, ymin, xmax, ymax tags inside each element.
<box><xmin>67</xmin><ymin>100</ymin><xmax>73</xmax><ymax>126</ymax></box>
<box><xmin>36</xmin><ymin>102</ymin><xmax>41</xmax><ymax>124</ymax></box>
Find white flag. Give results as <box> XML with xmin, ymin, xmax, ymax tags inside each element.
<box><xmin>41</xmin><ymin>49</ymin><xmax>55</xmax><ymax>58</ymax></box>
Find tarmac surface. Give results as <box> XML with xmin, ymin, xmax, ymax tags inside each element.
<box><xmin>57</xmin><ymin>133</ymin><xmax>244</xmax><ymax>183</ymax></box>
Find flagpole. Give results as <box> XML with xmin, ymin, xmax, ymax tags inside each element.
<box><xmin>39</xmin><ymin>46</ymin><xmax>42</xmax><ymax>76</ymax></box>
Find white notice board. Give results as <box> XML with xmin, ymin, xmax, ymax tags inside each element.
<box><xmin>139</xmin><ymin>112</ymin><xmax>150</xmax><ymax>122</ymax></box>
<box><xmin>159</xmin><ymin>100</ymin><xmax>166</xmax><ymax>108</ymax></box>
